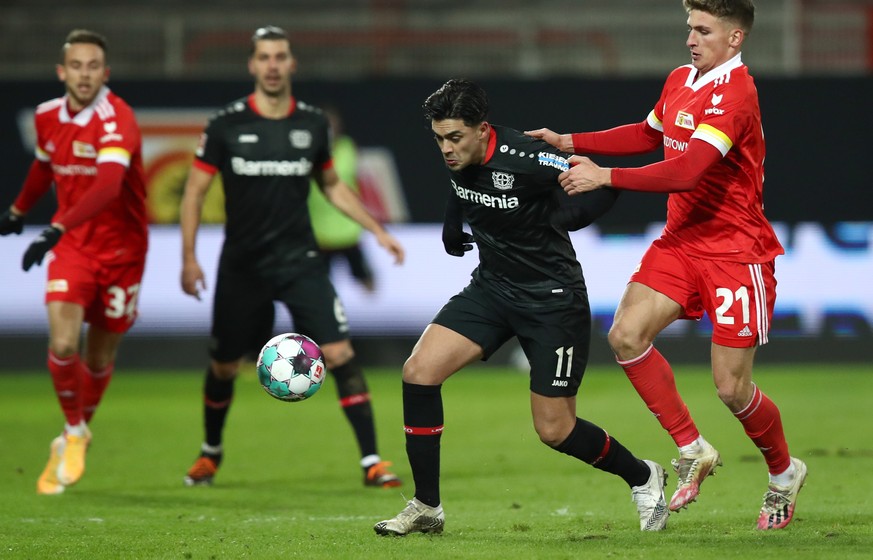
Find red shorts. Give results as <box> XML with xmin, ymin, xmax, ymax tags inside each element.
<box><xmin>44</xmin><ymin>249</ymin><xmax>145</xmax><ymax>334</ymax></box>
<box><xmin>630</xmin><ymin>239</ymin><xmax>777</xmax><ymax>348</ymax></box>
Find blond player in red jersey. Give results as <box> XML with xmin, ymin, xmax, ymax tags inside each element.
<box><xmin>0</xmin><ymin>30</ymin><xmax>148</xmax><ymax>495</ymax></box>
<box><xmin>526</xmin><ymin>0</ymin><xmax>806</xmax><ymax>530</ymax></box>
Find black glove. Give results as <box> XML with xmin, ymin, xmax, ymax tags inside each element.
<box><xmin>22</xmin><ymin>226</ymin><xmax>62</xmax><ymax>271</ymax></box>
<box><xmin>442</xmin><ymin>192</ymin><xmax>474</xmax><ymax>257</ymax></box>
<box><xmin>0</xmin><ymin>209</ymin><xmax>24</xmax><ymax>235</ymax></box>
<box><xmin>442</xmin><ymin>227</ymin><xmax>475</xmax><ymax>257</ymax></box>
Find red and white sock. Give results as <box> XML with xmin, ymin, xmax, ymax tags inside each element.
<box><xmin>47</xmin><ymin>351</ymin><xmax>84</xmax><ymax>427</ymax></box>
<box><xmin>82</xmin><ymin>362</ymin><xmax>114</xmax><ymax>423</ymax></box>
<box><xmin>734</xmin><ymin>383</ymin><xmax>791</xmax><ymax>476</ymax></box>
<box><xmin>617</xmin><ymin>345</ymin><xmax>699</xmax><ymax>447</ymax></box>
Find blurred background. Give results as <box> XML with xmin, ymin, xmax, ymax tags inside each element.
<box><xmin>0</xmin><ymin>0</ymin><xmax>870</xmax><ymax>367</ymax></box>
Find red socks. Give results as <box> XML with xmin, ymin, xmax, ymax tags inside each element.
<box><xmin>82</xmin><ymin>363</ymin><xmax>114</xmax><ymax>423</ymax></box>
<box><xmin>47</xmin><ymin>351</ymin><xmax>84</xmax><ymax>427</ymax></box>
<box><xmin>617</xmin><ymin>345</ymin><xmax>699</xmax><ymax>447</ymax></box>
<box><xmin>734</xmin><ymin>384</ymin><xmax>791</xmax><ymax>474</ymax></box>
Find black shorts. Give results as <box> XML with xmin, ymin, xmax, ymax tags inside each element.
<box><xmin>432</xmin><ymin>280</ymin><xmax>591</xmax><ymax>397</ymax></box>
<box><xmin>209</xmin><ymin>265</ymin><xmax>349</xmax><ymax>362</ymax></box>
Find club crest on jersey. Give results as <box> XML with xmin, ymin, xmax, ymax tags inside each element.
<box><xmin>491</xmin><ymin>171</ymin><xmax>515</xmax><ymax>190</ymax></box>
<box><xmin>675</xmin><ymin>111</ymin><xmax>695</xmax><ymax>130</ymax></box>
<box><xmin>100</xmin><ymin>121</ymin><xmax>123</xmax><ymax>143</ymax></box>
<box><xmin>289</xmin><ymin>130</ymin><xmax>312</xmax><ymax>149</ymax></box>
<box><xmin>72</xmin><ymin>141</ymin><xmax>97</xmax><ymax>158</ymax></box>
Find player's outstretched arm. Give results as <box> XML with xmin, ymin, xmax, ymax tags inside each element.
<box><xmin>317</xmin><ymin>168</ymin><xmax>405</xmax><ymax>265</ymax></box>
<box><xmin>524</xmin><ymin>128</ymin><xmax>574</xmax><ymax>153</ymax></box>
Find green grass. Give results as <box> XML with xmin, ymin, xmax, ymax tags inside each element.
<box><xmin>1</xmin><ymin>363</ymin><xmax>872</xmax><ymax>559</ymax></box>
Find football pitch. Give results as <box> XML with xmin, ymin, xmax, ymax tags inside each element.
<box><xmin>1</xmin><ymin>363</ymin><xmax>871</xmax><ymax>559</ymax></box>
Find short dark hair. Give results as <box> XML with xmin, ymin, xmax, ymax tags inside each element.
<box><xmin>683</xmin><ymin>0</ymin><xmax>755</xmax><ymax>33</ymax></box>
<box><xmin>60</xmin><ymin>29</ymin><xmax>108</xmax><ymax>64</ymax></box>
<box><xmin>251</xmin><ymin>25</ymin><xmax>289</xmax><ymax>55</ymax></box>
<box><xmin>423</xmin><ymin>79</ymin><xmax>489</xmax><ymax>127</ymax></box>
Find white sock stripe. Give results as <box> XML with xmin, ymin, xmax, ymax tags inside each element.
<box><xmin>615</xmin><ymin>344</ymin><xmax>654</xmax><ymax>367</ymax></box>
<box><xmin>49</xmin><ymin>353</ymin><xmax>77</xmax><ymax>366</ymax></box>
<box><xmin>735</xmin><ymin>383</ymin><xmax>762</xmax><ymax>420</ymax></box>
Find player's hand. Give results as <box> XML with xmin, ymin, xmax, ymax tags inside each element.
<box><xmin>181</xmin><ymin>260</ymin><xmax>207</xmax><ymax>300</ymax></box>
<box><xmin>442</xmin><ymin>227</ymin><xmax>475</xmax><ymax>257</ymax></box>
<box><xmin>375</xmin><ymin>231</ymin><xmax>405</xmax><ymax>265</ymax></box>
<box><xmin>22</xmin><ymin>226</ymin><xmax>62</xmax><ymax>271</ymax></box>
<box><xmin>524</xmin><ymin>128</ymin><xmax>569</xmax><ymax>151</ymax></box>
<box><xmin>558</xmin><ymin>156</ymin><xmax>610</xmax><ymax>195</ymax></box>
<box><xmin>0</xmin><ymin>208</ymin><xmax>24</xmax><ymax>235</ymax></box>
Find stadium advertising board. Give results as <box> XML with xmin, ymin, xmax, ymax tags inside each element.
<box><xmin>0</xmin><ymin>223</ymin><xmax>869</xmax><ymax>341</ymax></box>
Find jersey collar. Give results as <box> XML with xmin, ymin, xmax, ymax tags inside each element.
<box><xmin>247</xmin><ymin>93</ymin><xmax>297</xmax><ymax>117</ymax></box>
<box><xmin>686</xmin><ymin>52</ymin><xmax>744</xmax><ymax>91</ymax></box>
<box><xmin>58</xmin><ymin>86</ymin><xmax>110</xmax><ymax>126</ymax></box>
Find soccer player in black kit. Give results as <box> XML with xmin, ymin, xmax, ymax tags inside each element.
<box><xmin>179</xmin><ymin>26</ymin><xmax>405</xmax><ymax>489</ymax></box>
<box><xmin>374</xmin><ymin>79</ymin><xmax>669</xmax><ymax>535</ymax></box>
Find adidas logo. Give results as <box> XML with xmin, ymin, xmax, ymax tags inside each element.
<box><xmin>738</xmin><ymin>325</ymin><xmax>753</xmax><ymax>337</ymax></box>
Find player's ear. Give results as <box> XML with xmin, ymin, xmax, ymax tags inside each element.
<box><xmin>55</xmin><ymin>64</ymin><xmax>65</xmax><ymax>83</ymax></box>
<box><xmin>104</xmin><ymin>65</ymin><xmax>111</xmax><ymax>82</ymax></box>
<box><xmin>729</xmin><ymin>27</ymin><xmax>744</xmax><ymax>48</ymax></box>
<box><xmin>478</xmin><ymin>121</ymin><xmax>490</xmax><ymax>140</ymax></box>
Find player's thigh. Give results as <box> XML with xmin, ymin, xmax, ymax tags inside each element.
<box><xmin>404</xmin><ymin>323</ymin><xmax>484</xmax><ymax>384</ymax></box>
<box><xmin>515</xmin><ymin>292</ymin><xmax>591</xmax><ymax>398</ymax></box>
<box><xmin>697</xmin><ymin>259</ymin><xmax>776</xmax><ymax>348</ymax></box>
<box><xmin>83</xmin><ymin>325</ymin><xmax>126</xmax><ymax>369</ymax></box>
<box><xmin>626</xmin><ymin>241</ymin><xmax>701</xmax><ymax>325</ymax></box>
<box><xmin>431</xmin><ymin>282</ymin><xmax>514</xmax><ymax>362</ymax></box>
<box><xmin>211</xmin><ymin>269</ymin><xmax>275</xmax><ymax>362</ymax></box>
<box><xmin>86</xmin><ymin>260</ymin><xmax>146</xmax><ymax>334</ymax></box>
<box><xmin>278</xmin><ymin>271</ymin><xmax>349</xmax><ymax>345</ymax></box>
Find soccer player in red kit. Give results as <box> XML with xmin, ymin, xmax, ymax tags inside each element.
<box><xmin>526</xmin><ymin>0</ymin><xmax>806</xmax><ymax>530</ymax></box>
<box><xmin>0</xmin><ymin>29</ymin><xmax>148</xmax><ymax>495</ymax></box>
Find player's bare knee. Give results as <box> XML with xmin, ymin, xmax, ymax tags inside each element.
<box><xmin>211</xmin><ymin>361</ymin><xmax>239</xmax><ymax>381</ymax></box>
<box><xmin>607</xmin><ymin>322</ymin><xmax>651</xmax><ymax>359</ymax></box>
<box><xmin>48</xmin><ymin>340</ymin><xmax>78</xmax><ymax>359</ymax></box>
<box><xmin>534</xmin><ymin>423</ymin><xmax>566</xmax><ymax>448</ymax></box>
<box><xmin>321</xmin><ymin>341</ymin><xmax>354</xmax><ymax>370</ymax></box>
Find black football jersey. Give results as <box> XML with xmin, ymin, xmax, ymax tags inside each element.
<box><xmin>196</xmin><ymin>95</ymin><xmax>331</xmax><ymax>275</ymax></box>
<box><xmin>447</xmin><ymin>125</ymin><xmax>605</xmax><ymax>305</ymax></box>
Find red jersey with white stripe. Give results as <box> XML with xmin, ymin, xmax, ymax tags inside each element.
<box><xmin>34</xmin><ymin>86</ymin><xmax>148</xmax><ymax>264</ymax></box>
<box><xmin>646</xmin><ymin>54</ymin><xmax>783</xmax><ymax>262</ymax></box>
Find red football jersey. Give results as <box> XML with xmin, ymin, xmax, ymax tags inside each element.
<box><xmin>34</xmin><ymin>86</ymin><xmax>148</xmax><ymax>264</ymax></box>
<box><xmin>646</xmin><ymin>54</ymin><xmax>783</xmax><ymax>262</ymax></box>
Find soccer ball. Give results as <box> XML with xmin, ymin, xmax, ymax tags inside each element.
<box><xmin>256</xmin><ymin>333</ymin><xmax>326</xmax><ymax>402</ymax></box>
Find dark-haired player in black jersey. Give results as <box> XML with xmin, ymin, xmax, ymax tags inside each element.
<box><xmin>374</xmin><ymin>79</ymin><xmax>668</xmax><ymax>536</ymax></box>
<box><xmin>179</xmin><ymin>26</ymin><xmax>405</xmax><ymax>489</ymax></box>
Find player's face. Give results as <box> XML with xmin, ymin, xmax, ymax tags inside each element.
<box><xmin>56</xmin><ymin>43</ymin><xmax>109</xmax><ymax>111</ymax></box>
<box><xmin>249</xmin><ymin>39</ymin><xmax>296</xmax><ymax>97</ymax></box>
<box><xmin>686</xmin><ymin>10</ymin><xmax>743</xmax><ymax>74</ymax></box>
<box><xmin>431</xmin><ymin>119</ymin><xmax>489</xmax><ymax>171</ymax></box>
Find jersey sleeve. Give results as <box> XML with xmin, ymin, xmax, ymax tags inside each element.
<box><xmin>95</xmin><ymin>104</ymin><xmax>141</xmax><ymax>168</ymax></box>
<box><xmin>193</xmin><ymin>115</ymin><xmax>226</xmax><ymax>174</ymax></box>
<box><xmin>689</xmin><ymin>83</ymin><xmax>747</xmax><ymax>157</ymax></box>
<box><xmin>313</xmin><ymin>115</ymin><xmax>332</xmax><ymax>170</ymax></box>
